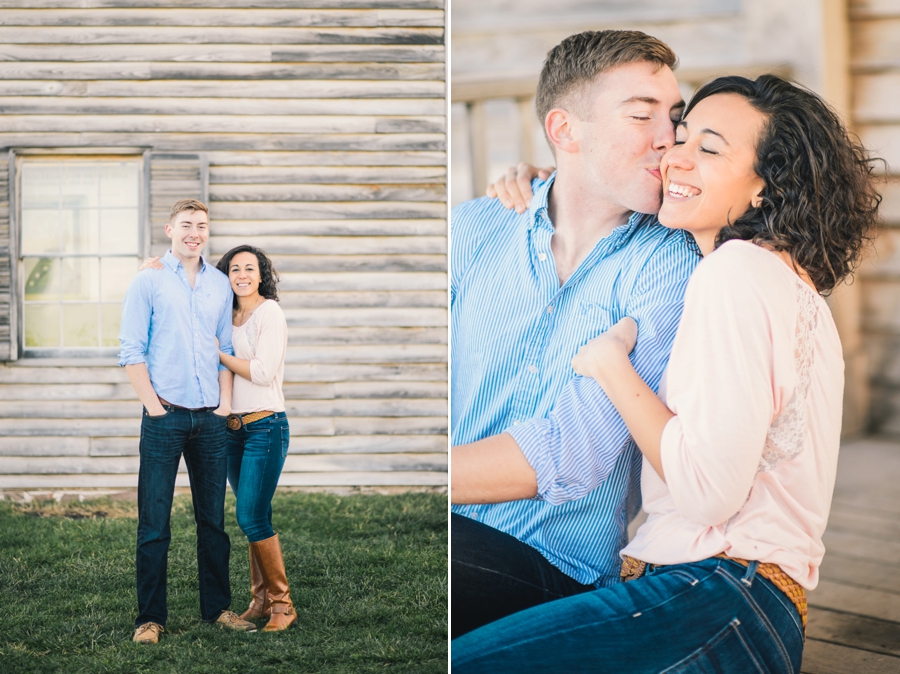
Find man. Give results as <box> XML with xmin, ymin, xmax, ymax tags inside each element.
<box><xmin>450</xmin><ymin>30</ymin><xmax>698</xmax><ymax>637</ymax></box>
<box><xmin>119</xmin><ymin>199</ymin><xmax>256</xmax><ymax>643</ymax></box>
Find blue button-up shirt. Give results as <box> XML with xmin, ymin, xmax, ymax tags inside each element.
<box><xmin>118</xmin><ymin>251</ymin><xmax>234</xmax><ymax>409</ymax></box>
<box><xmin>451</xmin><ymin>175</ymin><xmax>699</xmax><ymax>586</ymax></box>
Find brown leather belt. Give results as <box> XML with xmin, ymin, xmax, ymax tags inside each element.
<box><xmin>620</xmin><ymin>554</ymin><xmax>808</xmax><ymax>636</ymax></box>
<box><xmin>226</xmin><ymin>410</ymin><xmax>274</xmax><ymax>430</ymax></box>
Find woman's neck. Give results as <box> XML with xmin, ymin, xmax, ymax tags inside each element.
<box><xmin>236</xmin><ymin>293</ymin><xmax>265</xmax><ymax>313</ymax></box>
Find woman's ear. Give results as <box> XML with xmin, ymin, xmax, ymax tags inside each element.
<box><xmin>751</xmin><ymin>187</ymin><xmax>764</xmax><ymax>209</ymax></box>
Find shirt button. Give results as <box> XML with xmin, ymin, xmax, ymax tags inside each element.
<box><xmin>527</xmin><ymin>365</ymin><xmax>538</xmax><ymax>374</ymax></box>
<box><xmin>546</xmin><ymin>306</ymin><xmax>553</xmax><ymax>314</ymax></box>
<box><xmin>513</xmin><ymin>420</ymin><xmax>521</xmax><ymax>426</ymax></box>
<box><xmin>538</xmin><ymin>253</ymin><xmax>547</xmax><ymax>261</ymax></box>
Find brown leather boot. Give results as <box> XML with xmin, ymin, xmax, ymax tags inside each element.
<box><xmin>252</xmin><ymin>533</ymin><xmax>297</xmax><ymax>632</ymax></box>
<box><xmin>241</xmin><ymin>543</ymin><xmax>271</xmax><ymax>621</ymax></box>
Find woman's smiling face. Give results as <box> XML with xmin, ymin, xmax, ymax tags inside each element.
<box><xmin>228</xmin><ymin>251</ymin><xmax>262</xmax><ymax>299</ymax></box>
<box><xmin>658</xmin><ymin>93</ymin><xmax>767</xmax><ymax>255</ymax></box>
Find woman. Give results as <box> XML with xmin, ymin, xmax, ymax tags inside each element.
<box><xmin>452</xmin><ymin>75</ymin><xmax>879</xmax><ymax>672</ymax></box>
<box><xmin>215</xmin><ymin>244</ymin><xmax>295</xmax><ymax>632</ymax></box>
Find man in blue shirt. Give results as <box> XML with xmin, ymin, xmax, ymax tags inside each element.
<box><xmin>119</xmin><ymin>199</ymin><xmax>256</xmax><ymax>643</ymax></box>
<box><xmin>450</xmin><ymin>31</ymin><xmax>699</xmax><ymax>637</ymax></box>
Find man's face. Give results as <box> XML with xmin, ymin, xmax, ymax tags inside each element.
<box><xmin>165</xmin><ymin>208</ymin><xmax>209</xmax><ymax>262</ymax></box>
<box><xmin>570</xmin><ymin>61</ymin><xmax>684</xmax><ymax>215</ymax></box>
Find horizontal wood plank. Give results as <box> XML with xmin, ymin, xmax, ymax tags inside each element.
<box><xmin>801</xmin><ymin>639</ymin><xmax>900</xmax><ymax>674</ymax></box>
<box><xmin>206</xmin><ymin>150</ymin><xmax>446</xmax><ymax>166</ymax></box>
<box><xmin>0</xmin><ymin>97</ymin><xmax>446</xmax><ymax>117</ymax></box>
<box><xmin>282</xmin><ymin>307</ymin><xmax>446</xmax><ymax>328</ymax></box>
<box><xmin>208</xmin><ymin>183</ymin><xmax>446</xmax><ymax>202</ymax></box>
<box><xmin>214</xmin><ymin>219</ymin><xmax>446</xmax><ymax>236</ymax></box>
<box><xmin>808</xmin><ymin>579</ymin><xmax>900</xmax><ymax>622</ymax></box>
<box><xmin>0</xmin><ymin>471</ymin><xmax>447</xmax><ymax>490</ymax></box>
<box><xmin>211</xmin><ymin>166</ymin><xmax>446</xmax><ymax>183</ymax></box>
<box><xmin>0</xmin><ymin>452</ymin><xmax>446</xmax><ymax>474</ymax></box>
<box><xmin>280</xmin><ymin>290</ymin><xmax>446</xmax><ymax>309</ymax></box>
<box><xmin>287</xmin><ymin>326</ymin><xmax>447</xmax><ymax>345</ymax></box>
<box><xmin>0</xmin><ymin>2</ymin><xmax>444</xmax><ymax>8</ymax></box>
<box><xmin>808</xmin><ymin>608</ymin><xmax>900</xmax><ymax>658</ymax></box>
<box><xmin>0</xmin><ymin>9</ymin><xmax>444</xmax><ymax>28</ymax></box>
<box><xmin>0</xmin><ymin>26</ymin><xmax>445</xmax><ymax>45</ymax></box>
<box><xmin>0</xmin><ymin>79</ymin><xmax>445</xmax><ymax>97</ymax></box>
<box><xmin>0</xmin><ymin>132</ymin><xmax>447</xmax><ymax>152</ymax></box>
<box><xmin>0</xmin><ymin>436</ymin><xmax>89</xmax><ymax>457</ymax></box>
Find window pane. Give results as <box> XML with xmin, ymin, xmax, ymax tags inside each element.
<box><xmin>20</xmin><ymin>163</ymin><xmax>60</xmax><ymax>209</ymax></box>
<box><xmin>62</xmin><ymin>303</ymin><xmax>98</xmax><ymax>347</ymax></box>
<box><xmin>20</xmin><ymin>209</ymin><xmax>60</xmax><ymax>254</ymax></box>
<box><xmin>101</xmin><ymin>302</ymin><xmax>122</xmax><ymax>347</ymax></box>
<box><xmin>61</xmin><ymin>208</ymin><xmax>99</xmax><ymax>255</ymax></box>
<box><xmin>24</xmin><ymin>304</ymin><xmax>60</xmax><ymax>347</ymax></box>
<box><xmin>23</xmin><ymin>257</ymin><xmax>60</xmax><ymax>301</ymax></box>
<box><xmin>61</xmin><ymin>163</ymin><xmax>99</xmax><ymax>209</ymax></box>
<box><xmin>101</xmin><ymin>257</ymin><xmax>138</xmax><ymax>301</ymax></box>
<box><xmin>62</xmin><ymin>257</ymin><xmax>99</xmax><ymax>302</ymax></box>
<box><xmin>99</xmin><ymin>208</ymin><xmax>139</xmax><ymax>254</ymax></box>
<box><xmin>100</xmin><ymin>162</ymin><xmax>140</xmax><ymax>207</ymax></box>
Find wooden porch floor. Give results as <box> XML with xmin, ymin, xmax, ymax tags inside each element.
<box><xmin>801</xmin><ymin>437</ymin><xmax>900</xmax><ymax>673</ymax></box>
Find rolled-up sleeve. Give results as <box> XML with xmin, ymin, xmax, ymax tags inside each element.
<box><xmin>249</xmin><ymin>303</ymin><xmax>287</xmax><ymax>386</ymax></box>
<box><xmin>118</xmin><ymin>273</ymin><xmax>152</xmax><ymax>366</ymax></box>
<box><xmin>509</xmin><ymin>236</ymin><xmax>695</xmax><ymax>505</ymax></box>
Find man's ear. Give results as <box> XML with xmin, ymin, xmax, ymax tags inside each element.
<box><xmin>164</xmin><ymin>222</ymin><xmax>173</xmax><ymax>240</ymax></box>
<box><xmin>545</xmin><ymin>108</ymin><xmax>578</xmax><ymax>154</ymax></box>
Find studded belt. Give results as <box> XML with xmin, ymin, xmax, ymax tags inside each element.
<box><xmin>226</xmin><ymin>410</ymin><xmax>275</xmax><ymax>430</ymax></box>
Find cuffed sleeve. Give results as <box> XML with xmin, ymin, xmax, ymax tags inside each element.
<box><xmin>509</xmin><ymin>234</ymin><xmax>694</xmax><ymax>505</ymax></box>
<box><xmin>216</xmin><ymin>281</ymin><xmax>234</xmax><ymax>370</ymax></box>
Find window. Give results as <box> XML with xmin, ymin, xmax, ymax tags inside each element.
<box><xmin>19</xmin><ymin>157</ymin><xmax>142</xmax><ymax>352</ymax></box>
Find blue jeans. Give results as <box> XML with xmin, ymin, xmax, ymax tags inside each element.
<box><xmin>452</xmin><ymin>557</ymin><xmax>804</xmax><ymax>673</ymax></box>
<box><xmin>136</xmin><ymin>406</ymin><xmax>231</xmax><ymax>627</ymax></box>
<box><xmin>226</xmin><ymin>412</ymin><xmax>289</xmax><ymax>543</ymax></box>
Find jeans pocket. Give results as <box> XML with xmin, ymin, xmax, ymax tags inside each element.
<box><xmin>280</xmin><ymin>425</ymin><xmax>290</xmax><ymax>458</ymax></box>
<box><xmin>661</xmin><ymin>618</ymin><xmax>770</xmax><ymax>674</ymax></box>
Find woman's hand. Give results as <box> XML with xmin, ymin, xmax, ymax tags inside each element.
<box><xmin>571</xmin><ymin>318</ymin><xmax>638</xmax><ymax>383</ymax></box>
<box><xmin>486</xmin><ymin>162</ymin><xmax>555</xmax><ymax>213</ymax></box>
<box><xmin>139</xmin><ymin>257</ymin><xmax>163</xmax><ymax>271</ymax></box>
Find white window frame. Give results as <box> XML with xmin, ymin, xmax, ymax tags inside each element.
<box><xmin>11</xmin><ymin>148</ymin><xmax>150</xmax><ymax>359</ymax></box>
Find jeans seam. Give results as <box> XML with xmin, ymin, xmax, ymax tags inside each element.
<box><xmin>717</xmin><ymin>568</ymin><xmax>794</xmax><ymax>672</ymax></box>
<box><xmin>453</xmin><ymin>561</ymin><xmax>571</xmax><ymax>600</ymax></box>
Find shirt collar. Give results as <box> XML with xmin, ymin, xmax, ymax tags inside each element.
<box><xmin>162</xmin><ymin>250</ymin><xmax>208</xmax><ymax>273</ymax></box>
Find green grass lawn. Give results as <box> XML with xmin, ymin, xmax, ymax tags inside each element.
<box><xmin>0</xmin><ymin>491</ymin><xmax>447</xmax><ymax>674</ymax></box>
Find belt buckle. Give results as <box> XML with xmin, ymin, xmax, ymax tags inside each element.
<box><xmin>226</xmin><ymin>414</ymin><xmax>243</xmax><ymax>431</ymax></box>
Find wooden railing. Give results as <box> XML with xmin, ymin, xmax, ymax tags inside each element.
<box><xmin>452</xmin><ymin>65</ymin><xmax>792</xmax><ymax>199</ymax></box>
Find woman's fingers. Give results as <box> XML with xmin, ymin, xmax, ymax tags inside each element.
<box><xmin>138</xmin><ymin>256</ymin><xmax>163</xmax><ymax>271</ymax></box>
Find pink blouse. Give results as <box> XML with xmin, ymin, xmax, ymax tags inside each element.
<box><xmin>622</xmin><ymin>240</ymin><xmax>844</xmax><ymax>589</ymax></box>
<box><xmin>231</xmin><ymin>299</ymin><xmax>288</xmax><ymax>415</ymax></box>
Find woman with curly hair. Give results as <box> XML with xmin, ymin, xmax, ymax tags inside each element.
<box><xmin>213</xmin><ymin>244</ymin><xmax>295</xmax><ymax>632</ymax></box>
<box><xmin>452</xmin><ymin>75</ymin><xmax>880</xmax><ymax>672</ymax></box>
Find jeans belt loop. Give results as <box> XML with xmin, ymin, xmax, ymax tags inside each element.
<box><xmin>741</xmin><ymin>560</ymin><xmax>759</xmax><ymax>587</ymax></box>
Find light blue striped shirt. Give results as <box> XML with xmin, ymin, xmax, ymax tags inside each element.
<box><xmin>451</xmin><ymin>175</ymin><xmax>699</xmax><ymax>586</ymax></box>
<box><xmin>118</xmin><ymin>251</ymin><xmax>234</xmax><ymax>409</ymax></box>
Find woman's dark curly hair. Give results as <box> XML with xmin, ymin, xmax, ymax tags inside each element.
<box><xmin>216</xmin><ymin>244</ymin><xmax>280</xmax><ymax>309</ymax></box>
<box><xmin>684</xmin><ymin>74</ymin><xmax>882</xmax><ymax>294</ymax></box>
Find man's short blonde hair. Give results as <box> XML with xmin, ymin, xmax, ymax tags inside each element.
<box><xmin>169</xmin><ymin>198</ymin><xmax>208</xmax><ymax>222</ymax></box>
<box><xmin>536</xmin><ymin>30</ymin><xmax>678</xmax><ymax>125</ymax></box>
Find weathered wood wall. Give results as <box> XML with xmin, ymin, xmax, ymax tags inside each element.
<box><xmin>853</xmin><ymin>0</ymin><xmax>900</xmax><ymax>434</ymax></box>
<box><xmin>0</xmin><ymin>0</ymin><xmax>447</xmax><ymax>489</ymax></box>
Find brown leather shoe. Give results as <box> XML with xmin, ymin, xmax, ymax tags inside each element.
<box><xmin>241</xmin><ymin>543</ymin><xmax>271</xmax><ymax>621</ymax></box>
<box><xmin>215</xmin><ymin>610</ymin><xmax>257</xmax><ymax>632</ymax></box>
<box><xmin>252</xmin><ymin>533</ymin><xmax>297</xmax><ymax>632</ymax></box>
<box><xmin>133</xmin><ymin>622</ymin><xmax>163</xmax><ymax>644</ymax></box>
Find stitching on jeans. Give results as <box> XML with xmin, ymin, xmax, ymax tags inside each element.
<box><xmin>717</xmin><ymin>567</ymin><xmax>795</xmax><ymax>672</ymax></box>
<box><xmin>659</xmin><ymin>618</ymin><xmax>767</xmax><ymax>674</ymax></box>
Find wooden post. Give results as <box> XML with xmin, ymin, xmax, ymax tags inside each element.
<box><xmin>820</xmin><ymin>0</ymin><xmax>869</xmax><ymax>436</ymax></box>
<box><xmin>467</xmin><ymin>100</ymin><xmax>488</xmax><ymax>199</ymax></box>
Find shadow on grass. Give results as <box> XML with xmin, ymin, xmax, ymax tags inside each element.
<box><xmin>0</xmin><ymin>491</ymin><xmax>447</xmax><ymax>674</ymax></box>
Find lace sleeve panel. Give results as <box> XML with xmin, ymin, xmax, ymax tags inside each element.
<box><xmin>758</xmin><ymin>279</ymin><xmax>819</xmax><ymax>473</ymax></box>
